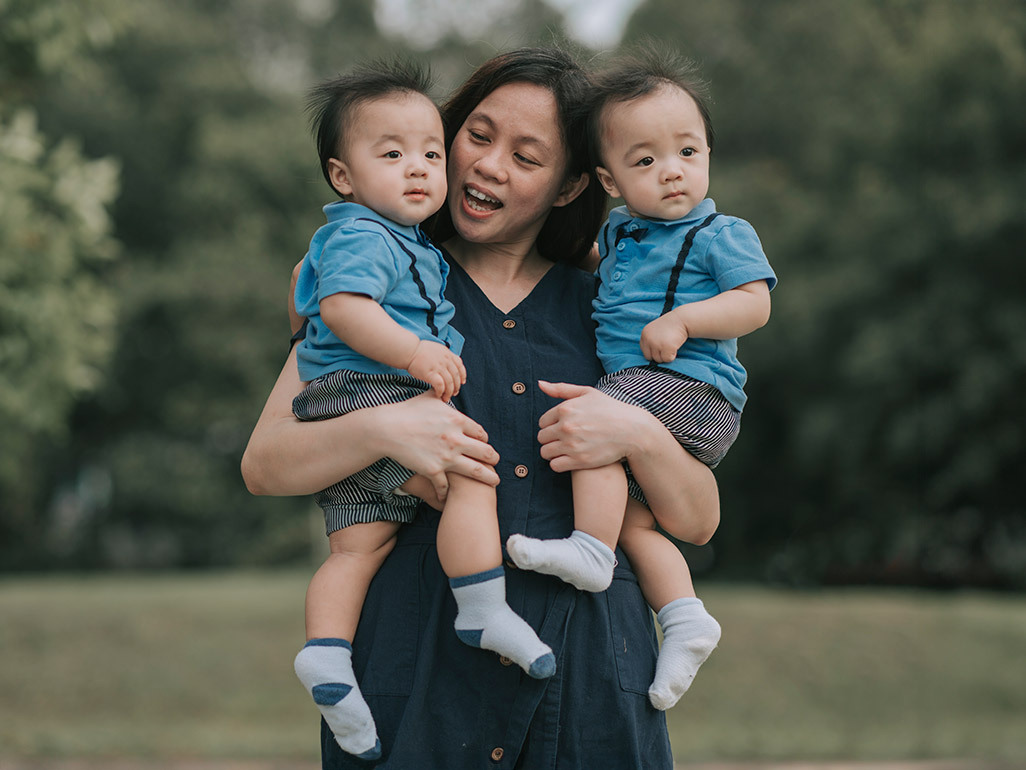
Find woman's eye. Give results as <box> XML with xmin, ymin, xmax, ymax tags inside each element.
<box><xmin>514</xmin><ymin>153</ymin><xmax>538</xmax><ymax>166</ymax></box>
<box><xmin>468</xmin><ymin>130</ymin><xmax>487</xmax><ymax>142</ymax></box>
<box><xmin>385</xmin><ymin>150</ymin><xmax>402</xmax><ymax>159</ymax></box>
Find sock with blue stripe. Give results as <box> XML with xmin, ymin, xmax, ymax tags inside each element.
<box><xmin>648</xmin><ymin>597</ymin><xmax>721</xmax><ymax>710</ymax></box>
<box><xmin>450</xmin><ymin>567</ymin><xmax>556</xmax><ymax>678</ymax></box>
<box><xmin>294</xmin><ymin>639</ymin><xmax>381</xmax><ymax>760</ymax></box>
<box><xmin>506</xmin><ymin>530</ymin><xmax>617</xmax><ymax>592</ymax></box>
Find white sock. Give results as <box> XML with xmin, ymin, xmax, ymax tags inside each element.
<box><xmin>648</xmin><ymin>598</ymin><xmax>721</xmax><ymax>710</ymax></box>
<box><xmin>506</xmin><ymin>530</ymin><xmax>616</xmax><ymax>592</ymax></box>
<box><xmin>450</xmin><ymin>567</ymin><xmax>556</xmax><ymax>678</ymax></box>
<box><xmin>293</xmin><ymin>639</ymin><xmax>381</xmax><ymax>760</ymax></box>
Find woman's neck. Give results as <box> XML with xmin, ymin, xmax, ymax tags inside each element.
<box><xmin>446</xmin><ymin>238</ymin><xmax>554</xmax><ymax>314</ymax></box>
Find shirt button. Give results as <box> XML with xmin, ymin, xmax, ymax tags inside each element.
<box><xmin>616</xmin><ymin>242</ymin><xmax>625</xmax><ymax>251</ymax></box>
<box><xmin>491</xmin><ymin>747</ymin><xmax>505</xmax><ymax>762</ymax></box>
<box><xmin>629</xmin><ymin>223</ymin><xmax>639</xmax><ymax>231</ymax></box>
<box><xmin>499</xmin><ymin>655</ymin><xmax>513</xmax><ymax>666</ymax></box>
<box><xmin>613</xmin><ymin>271</ymin><xmax>622</xmax><ymax>280</ymax></box>
<box><xmin>511</xmin><ymin>381</ymin><xmax>526</xmax><ymax>394</ymax></box>
<box><xmin>514</xmin><ymin>464</ymin><xmax>529</xmax><ymax>478</ymax></box>
<box><xmin>502</xmin><ymin>318</ymin><xmax>516</xmax><ymax>329</ymax></box>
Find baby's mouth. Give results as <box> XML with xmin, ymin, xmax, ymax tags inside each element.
<box><xmin>465</xmin><ymin>186</ymin><xmax>503</xmax><ymax>212</ymax></box>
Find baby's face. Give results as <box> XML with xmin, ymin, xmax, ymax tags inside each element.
<box><xmin>329</xmin><ymin>92</ymin><xmax>446</xmax><ymax>227</ymax></box>
<box><xmin>595</xmin><ymin>84</ymin><xmax>710</xmax><ymax>221</ymax></box>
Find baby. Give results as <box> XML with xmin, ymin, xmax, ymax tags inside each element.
<box><xmin>291</xmin><ymin>60</ymin><xmax>554</xmax><ymax>760</ymax></box>
<box><xmin>507</xmin><ymin>50</ymin><xmax>776</xmax><ymax>710</ymax></box>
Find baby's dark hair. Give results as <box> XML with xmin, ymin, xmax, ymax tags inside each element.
<box><xmin>588</xmin><ymin>46</ymin><xmax>714</xmax><ymax>168</ymax></box>
<box><xmin>307</xmin><ymin>59</ymin><xmax>436</xmax><ymax>195</ymax></box>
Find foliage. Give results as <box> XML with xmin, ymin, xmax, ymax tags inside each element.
<box><xmin>0</xmin><ymin>0</ymin><xmax>125</xmax><ymax>555</ymax></box>
<box><xmin>623</xmin><ymin>0</ymin><xmax>1026</xmax><ymax>586</ymax></box>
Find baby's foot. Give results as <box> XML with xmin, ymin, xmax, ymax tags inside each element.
<box><xmin>451</xmin><ymin>567</ymin><xmax>555</xmax><ymax>678</ymax></box>
<box><xmin>294</xmin><ymin>639</ymin><xmax>381</xmax><ymax>760</ymax></box>
<box><xmin>506</xmin><ymin>530</ymin><xmax>616</xmax><ymax>592</ymax></box>
<box><xmin>648</xmin><ymin>598</ymin><xmax>721</xmax><ymax>710</ymax></box>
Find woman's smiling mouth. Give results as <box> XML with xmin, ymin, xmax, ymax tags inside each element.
<box><xmin>465</xmin><ymin>186</ymin><xmax>503</xmax><ymax>212</ymax></box>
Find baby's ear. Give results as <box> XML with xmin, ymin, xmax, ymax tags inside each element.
<box><xmin>594</xmin><ymin>166</ymin><xmax>620</xmax><ymax>199</ymax></box>
<box><xmin>327</xmin><ymin>158</ymin><xmax>353</xmax><ymax>197</ymax></box>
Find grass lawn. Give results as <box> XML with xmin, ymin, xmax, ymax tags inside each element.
<box><xmin>1</xmin><ymin>571</ymin><xmax>1024</xmax><ymax>763</ymax></box>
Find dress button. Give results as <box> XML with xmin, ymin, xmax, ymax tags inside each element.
<box><xmin>499</xmin><ymin>655</ymin><xmax>513</xmax><ymax>666</ymax></box>
<box><xmin>613</xmin><ymin>271</ymin><xmax>622</xmax><ymax>280</ymax></box>
<box><xmin>511</xmin><ymin>381</ymin><xmax>526</xmax><ymax>394</ymax></box>
<box><xmin>491</xmin><ymin>747</ymin><xmax>505</xmax><ymax>762</ymax></box>
<box><xmin>616</xmin><ymin>242</ymin><xmax>625</xmax><ymax>251</ymax></box>
<box><xmin>514</xmin><ymin>464</ymin><xmax>529</xmax><ymax>478</ymax></box>
<box><xmin>502</xmin><ymin>319</ymin><xmax>516</xmax><ymax>329</ymax></box>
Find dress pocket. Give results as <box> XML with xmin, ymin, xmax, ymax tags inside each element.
<box><xmin>605</xmin><ymin>573</ymin><xmax>659</xmax><ymax>695</ymax></box>
<box><xmin>351</xmin><ymin>546</ymin><xmax>421</xmax><ymax>696</ymax></box>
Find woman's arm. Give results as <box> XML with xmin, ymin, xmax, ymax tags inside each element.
<box><xmin>536</xmin><ymin>380</ymin><xmax>719</xmax><ymax>545</ymax></box>
<box><xmin>240</xmin><ymin>346</ymin><xmax>500</xmax><ymax>500</ymax></box>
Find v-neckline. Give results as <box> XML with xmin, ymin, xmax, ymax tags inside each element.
<box><xmin>444</xmin><ymin>249</ymin><xmax>561</xmax><ymax>316</ymax></box>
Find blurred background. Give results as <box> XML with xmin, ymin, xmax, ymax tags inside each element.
<box><xmin>1</xmin><ymin>0</ymin><xmax>1024</xmax><ymax>765</ymax></box>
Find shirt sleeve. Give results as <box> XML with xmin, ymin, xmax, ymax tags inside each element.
<box><xmin>704</xmin><ymin>218</ymin><xmax>778</xmax><ymax>293</ymax></box>
<box><xmin>316</xmin><ymin>225</ymin><xmax>400</xmax><ymax>303</ymax></box>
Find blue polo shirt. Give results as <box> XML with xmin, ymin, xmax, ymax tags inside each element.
<box><xmin>295</xmin><ymin>201</ymin><xmax>464</xmax><ymax>382</ymax></box>
<box><xmin>593</xmin><ymin>198</ymin><xmax>776</xmax><ymax>410</ymax></box>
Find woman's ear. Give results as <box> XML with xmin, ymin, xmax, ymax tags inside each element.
<box><xmin>594</xmin><ymin>166</ymin><xmax>620</xmax><ymax>199</ymax></box>
<box><xmin>553</xmin><ymin>172</ymin><xmax>590</xmax><ymax>208</ymax></box>
<box><xmin>327</xmin><ymin>158</ymin><xmax>353</xmax><ymax>197</ymax></box>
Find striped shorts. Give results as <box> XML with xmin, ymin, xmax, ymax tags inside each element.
<box><xmin>293</xmin><ymin>369</ymin><xmax>430</xmax><ymax>534</ymax></box>
<box><xmin>596</xmin><ymin>366</ymin><xmax>741</xmax><ymax>503</ymax></box>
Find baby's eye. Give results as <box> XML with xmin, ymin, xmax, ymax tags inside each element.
<box><xmin>636</xmin><ymin>157</ymin><xmax>654</xmax><ymax>167</ymax></box>
<box><xmin>385</xmin><ymin>150</ymin><xmax>402</xmax><ymax>159</ymax></box>
<box><xmin>680</xmin><ymin>148</ymin><xmax>695</xmax><ymax>157</ymax></box>
<box><xmin>426</xmin><ymin>151</ymin><xmax>442</xmax><ymax>160</ymax></box>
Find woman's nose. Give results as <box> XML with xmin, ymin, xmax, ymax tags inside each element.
<box><xmin>473</xmin><ymin>148</ymin><xmax>507</xmax><ymax>182</ymax></box>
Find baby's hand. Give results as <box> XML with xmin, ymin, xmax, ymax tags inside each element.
<box><xmin>407</xmin><ymin>340</ymin><xmax>467</xmax><ymax>401</ymax></box>
<box><xmin>640</xmin><ymin>314</ymin><xmax>688</xmax><ymax>363</ymax></box>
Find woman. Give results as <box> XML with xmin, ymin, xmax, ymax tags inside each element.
<box><xmin>242</xmin><ymin>47</ymin><xmax>719</xmax><ymax>769</ymax></box>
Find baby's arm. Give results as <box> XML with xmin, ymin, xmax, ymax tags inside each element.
<box><xmin>640</xmin><ymin>279</ymin><xmax>771</xmax><ymax>363</ymax></box>
<box><xmin>320</xmin><ymin>292</ymin><xmax>466</xmax><ymax>401</ymax></box>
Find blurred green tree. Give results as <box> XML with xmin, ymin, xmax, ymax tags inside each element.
<box><xmin>622</xmin><ymin>0</ymin><xmax>1026</xmax><ymax>586</ymax></box>
<box><xmin>0</xmin><ymin>0</ymin><xmax>125</xmax><ymax>560</ymax></box>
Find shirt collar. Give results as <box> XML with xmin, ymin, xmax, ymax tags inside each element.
<box><xmin>607</xmin><ymin>198</ymin><xmax>717</xmax><ymax>231</ymax></box>
<box><xmin>323</xmin><ymin>200</ymin><xmax>423</xmax><ymax>242</ymax></box>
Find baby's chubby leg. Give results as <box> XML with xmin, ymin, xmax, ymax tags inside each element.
<box><xmin>506</xmin><ymin>463</ymin><xmax>622</xmax><ymax>591</ymax></box>
<box><xmin>439</xmin><ymin>474</ymin><xmax>555</xmax><ymax>679</ymax></box>
<box><xmin>619</xmin><ymin>500</ymin><xmax>720</xmax><ymax>710</ymax></box>
<box><xmin>295</xmin><ymin>520</ymin><xmax>399</xmax><ymax>761</ymax></box>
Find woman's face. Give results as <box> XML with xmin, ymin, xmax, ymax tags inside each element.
<box><xmin>446</xmin><ymin>82</ymin><xmax>573</xmax><ymax>253</ymax></box>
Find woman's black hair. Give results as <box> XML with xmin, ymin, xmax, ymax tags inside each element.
<box><xmin>307</xmin><ymin>59</ymin><xmax>436</xmax><ymax>197</ymax></box>
<box><xmin>427</xmin><ymin>47</ymin><xmax>605</xmax><ymax>267</ymax></box>
<box><xmin>588</xmin><ymin>45</ymin><xmax>714</xmax><ymax>168</ymax></box>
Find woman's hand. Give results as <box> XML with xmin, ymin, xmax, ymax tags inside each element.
<box><xmin>536</xmin><ymin>380</ymin><xmax>643</xmax><ymax>471</ymax></box>
<box><xmin>536</xmin><ymin>379</ymin><xmax>720</xmax><ymax>545</ymax></box>
<box><xmin>241</xmin><ymin>349</ymin><xmax>499</xmax><ymax>501</ymax></box>
<box><xmin>376</xmin><ymin>392</ymin><xmax>499</xmax><ymax>501</ymax></box>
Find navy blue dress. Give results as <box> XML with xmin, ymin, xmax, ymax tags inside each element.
<box><xmin>323</xmin><ymin>255</ymin><xmax>674</xmax><ymax>769</ymax></box>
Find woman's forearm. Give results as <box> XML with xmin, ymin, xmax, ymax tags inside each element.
<box><xmin>536</xmin><ymin>380</ymin><xmax>720</xmax><ymax>545</ymax></box>
<box><xmin>622</xmin><ymin>410</ymin><xmax>720</xmax><ymax>545</ymax></box>
<box><xmin>241</xmin><ymin>348</ymin><xmax>387</xmax><ymax>495</ymax></box>
<box><xmin>241</xmin><ymin>348</ymin><xmax>501</xmax><ymax>499</ymax></box>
